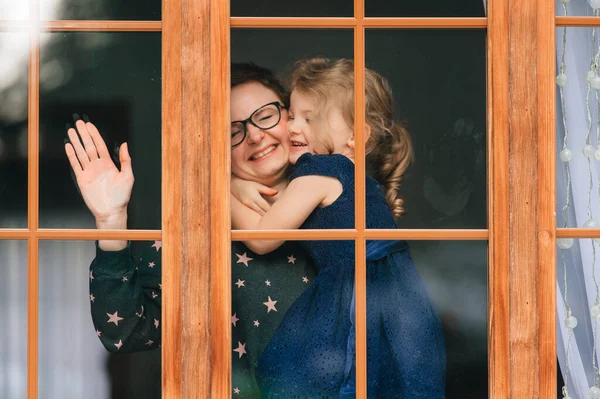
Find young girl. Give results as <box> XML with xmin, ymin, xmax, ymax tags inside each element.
<box><xmin>231</xmin><ymin>57</ymin><xmax>446</xmax><ymax>398</ymax></box>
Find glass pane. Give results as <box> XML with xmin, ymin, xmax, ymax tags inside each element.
<box><xmin>366</xmin><ymin>240</ymin><xmax>487</xmax><ymax>397</ymax></box>
<box><xmin>231</xmin><ymin>240</ymin><xmax>352</xmax><ymax>397</ymax></box>
<box><xmin>556</xmin><ymin>0</ymin><xmax>598</xmax><ymax>17</ymax></box>
<box><xmin>231</xmin><ymin>29</ymin><xmax>354</xmax><ymax>230</ymax></box>
<box><xmin>555</xmin><ymin>27</ymin><xmax>600</xmax><ymax>230</ymax></box>
<box><xmin>366</xmin><ymin>29</ymin><xmax>487</xmax><ymax>229</ymax></box>
<box><xmin>0</xmin><ymin>33</ymin><xmax>28</xmax><ymax>228</ymax></box>
<box><xmin>39</xmin><ymin>240</ymin><xmax>161</xmax><ymax>398</ymax></box>
<box><xmin>40</xmin><ymin>0</ymin><xmax>160</xmax><ymax>21</ymax></box>
<box><xmin>0</xmin><ymin>240</ymin><xmax>28</xmax><ymax>398</ymax></box>
<box><xmin>366</xmin><ymin>0</ymin><xmax>485</xmax><ymax>17</ymax></box>
<box><xmin>556</xmin><ymin>237</ymin><xmax>600</xmax><ymax>398</ymax></box>
<box><xmin>231</xmin><ymin>0</ymin><xmax>352</xmax><ymax>17</ymax></box>
<box><xmin>0</xmin><ymin>1</ymin><xmax>28</xmax><ymax>19</ymax></box>
<box><xmin>39</xmin><ymin>32</ymin><xmax>161</xmax><ymax>230</ymax></box>
<box><xmin>232</xmin><ymin>29</ymin><xmax>353</xmax><ymax>70</ymax></box>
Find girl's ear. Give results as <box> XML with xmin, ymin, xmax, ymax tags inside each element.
<box><xmin>347</xmin><ymin>124</ymin><xmax>371</xmax><ymax>149</ymax></box>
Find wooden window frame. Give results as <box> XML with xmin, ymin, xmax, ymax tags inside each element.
<box><xmin>5</xmin><ymin>0</ymin><xmax>600</xmax><ymax>397</ymax></box>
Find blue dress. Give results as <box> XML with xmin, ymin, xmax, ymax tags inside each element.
<box><xmin>255</xmin><ymin>153</ymin><xmax>446</xmax><ymax>398</ymax></box>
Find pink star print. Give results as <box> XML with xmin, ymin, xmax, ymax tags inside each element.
<box><xmin>135</xmin><ymin>306</ymin><xmax>144</xmax><ymax>318</ymax></box>
<box><xmin>149</xmin><ymin>262</ymin><xmax>155</xmax><ymax>268</ymax></box>
<box><xmin>89</xmin><ymin>270</ymin><xmax>94</xmax><ymax>281</ymax></box>
<box><xmin>154</xmin><ymin>319</ymin><xmax>160</xmax><ymax>329</ymax></box>
<box><xmin>122</xmin><ymin>276</ymin><xmax>128</xmax><ymax>283</ymax></box>
<box><xmin>234</xmin><ymin>387</ymin><xmax>240</xmax><ymax>394</ymax></box>
<box><xmin>232</xmin><ymin>313</ymin><xmax>239</xmax><ymax>327</ymax></box>
<box><xmin>106</xmin><ymin>311</ymin><xmax>124</xmax><ymax>326</ymax></box>
<box><xmin>235</xmin><ymin>279</ymin><xmax>245</xmax><ymax>288</ymax></box>
<box><xmin>90</xmin><ymin>293</ymin><xmax>95</xmax><ymax>302</ymax></box>
<box><xmin>265</xmin><ymin>280</ymin><xmax>271</xmax><ymax>286</ymax></box>
<box><xmin>236</xmin><ymin>252</ymin><xmax>253</xmax><ymax>267</ymax></box>
<box><xmin>114</xmin><ymin>340</ymin><xmax>123</xmax><ymax>350</ymax></box>
<box><xmin>302</xmin><ymin>277</ymin><xmax>309</xmax><ymax>283</ymax></box>
<box><xmin>287</xmin><ymin>255</ymin><xmax>296</xmax><ymax>264</ymax></box>
<box><xmin>253</xmin><ymin>320</ymin><xmax>260</xmax><ymax>327</ymax></box>
<box><xmin>152</xmin><ymin>241</ymin><xmax>162</xmax><ymax>251</ymax></box>
<box><xmin>145</xmin><ymin>340</ymin><xmax>154</xmax><ymax>346</ymax></box>
<box><xmin>233</xmin><ymin>342</ymin><xmax>246</xmax><ymax>358</ymax></box>
<box><xmin>263</xmin><ymin>296</ymin><xmax>278</xmax><ymax>313</ymax></box>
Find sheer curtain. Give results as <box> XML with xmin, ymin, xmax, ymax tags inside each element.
<box><xmin>0</xmin><ymin>214</ymin><xmax>109</xmax><ymax>399</ymax></box>
<box><xmin>555</xmin><ymin>1</ymin><xmax>600</xmax><ymax>398</ymax></box>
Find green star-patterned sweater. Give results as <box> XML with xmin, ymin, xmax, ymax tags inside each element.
<box><xmin>89</xmin><ymin>240</ymin><xmax>316</xmax><ymax>398</ymax></box>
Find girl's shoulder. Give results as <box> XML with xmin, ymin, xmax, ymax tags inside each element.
<box><xmin>289</xmin><ymin>153</ymin><xmax>354</xmax><ymax>183</ymax></box>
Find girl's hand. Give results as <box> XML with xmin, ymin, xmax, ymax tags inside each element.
<box><xmin>230</xmin><ymin>176</ymin><xmax>278</xmax><ymax>216</ymax></box>
<box><xmin>64</xmin><ymin>118</ymin><xmax>134</xmax><ymax>224</ymax></box>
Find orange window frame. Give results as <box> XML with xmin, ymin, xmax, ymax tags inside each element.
<box><xmin>4</xmin><ymin>0</ymin><xmax>600</xmax><ymax>397</ymax></box>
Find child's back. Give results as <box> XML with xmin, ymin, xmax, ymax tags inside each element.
<box><xmin>256</xmin><ymin>153</ymin><xmax>446</xmax><ymax>398</ymax></box>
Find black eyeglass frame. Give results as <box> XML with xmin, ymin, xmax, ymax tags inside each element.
<box><xmin>231</xmin><ymin>101</ymin><xmax>286</xmax><ymax>148</ymax></box>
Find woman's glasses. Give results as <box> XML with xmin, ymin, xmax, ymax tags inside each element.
<box><xmin>231</xmin><ymin>101</ymin><xmax>285</xmax><ymax>147</ymax></box>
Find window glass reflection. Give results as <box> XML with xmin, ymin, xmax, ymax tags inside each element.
<box><xmin>0</xmin><ymin>33</ymin><xmax>28</xmax><ymax>228</ymax></box>
<box><xmin>38</xmin><ymin>240</ymin><xmax>161</xmax><ymax>399</ymax></box>
<box><xmin>556</xmin><ymin>0</ymin><xmax>597</xmax><ymax>17</ymax></box>
<box><xmin>366</xmin><ymin>0</ymin><xmax>485</xmax><ymax>17</ymax></box>
<box><xmin>556</xmin><ymin>237</ymin><xmax>600</xmax><ymax>398</ymax></box>
<box><xmin>40</xmin><ymin>0</ymin><xmax>160</xmax><ymax>21</ymax></box>
<box><xmin>39</xmin><ymin>32</ymin><xmax>161</xmax><ymax>230</ymax></box>
<box><xmin>365</xmin><ymin>240</ymin><xmax>487</xmax><ymax>397</ymax></box>
<box><xmin>0</xmin><ymin>0</ymin><xmax>28</xmax><ymax>19</ymax></box>
<box><xmin>231</xmin><ymin>0</ymin><xmax>352</xmax><ymax>17</ymax></box>
<box><xmin>366</xmin><ymin>29</ymin><xmax>487</xmax><ymax>229</ymax></box>
<box><xmin>0</xmin><ymin>240</ymin><xmax>28</xmax><ymax>399</ymax></box>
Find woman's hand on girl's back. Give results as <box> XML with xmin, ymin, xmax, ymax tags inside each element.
<box><xmin>64</xmin><ymin>119</ymin><xmax>134</xmax><ymax>225</ymax></box>
<box><xmin>230</xmin><ymin>175</ymin><xmax>277</xmax><ymax>216</ymax></box>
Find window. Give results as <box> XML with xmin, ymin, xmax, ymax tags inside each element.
<box><xmin>0</xmin><ymin>0</ymin><xmax>573</xmax><ymax>397</ymax></box>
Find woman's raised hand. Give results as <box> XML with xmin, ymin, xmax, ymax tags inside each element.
<box><xmin>64</xmin><ymin>117</ymin><xmax>134</xmax><ymax>226</ymax></box>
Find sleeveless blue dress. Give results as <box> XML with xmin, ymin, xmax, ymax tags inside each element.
<box><xmin>255</xmin><ymin>153</ymin><xmax>446</xmax><ymax>398</ymax></box>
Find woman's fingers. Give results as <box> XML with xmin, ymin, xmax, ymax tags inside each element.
<box><xmin>119</xmin><ymin>142</ymin><xmax>134</xmax><ymax>178</ymax></box>
<box><xmin>250</xmin><ymin>202</ymin><xmax>266</xmax><ymax>216</ymax></box>
<box><xmin>256</xmin><ymin>196</ymin><xmax>271</xmax><ymax>214</ymax></box>
<box><xmin>84</xmin><ymin>120</ymin><xmax>111</xmax><ymax>159</ymax></box>
<box><xmin>67</xmin><ymin>127</ymin><xmax>90</xmax><ymax>168</ymax></box>
<box><xmin>258</xmin><ymin>186</ymin><xmax>278</xmax><ymax>196</ymax></box>
<box><xmin>74</xmin><ymin>118</ymin><xmax>99</xmax><ymax>161</ymax></box>
<box><xmin>64</xmin><ymin>142</ymin><xmax>83</xmax><ymax>177</ymax></box>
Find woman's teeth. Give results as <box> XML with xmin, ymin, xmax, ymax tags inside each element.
<box><xmin>291</xmin><ymin>141</ymin><xmax>307</xmax><ymax>147</ymax></box>
<box><xmin>250</xmin><ymin>145</ymin><xmax>276</xmax><ymax>160</ymax></box>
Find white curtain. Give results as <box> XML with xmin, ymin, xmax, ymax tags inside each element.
<box><xmin>0</xmin><ymin>214</ymin><xmax>110</xmax><ymax>399</ymax></box>
<box><xmin>555</xmin><ymin>1</ymin><xmax>600</xmax><ymax>398</ymax></box>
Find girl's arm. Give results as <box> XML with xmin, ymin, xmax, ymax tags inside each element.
<box><xmin>232</xmin><ymin>175</ymin><xmax>341</xmax><ymax>254</ymax></box>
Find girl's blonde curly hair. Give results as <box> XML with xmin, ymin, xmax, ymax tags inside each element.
<box><xmin>288</xmin><ymin>57</ymin><xmax>413</xmax><ymax>219</ymax></box>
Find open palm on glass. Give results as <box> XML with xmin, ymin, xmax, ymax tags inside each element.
<box><xmin>64</xmin><ymin>118</ymin><xmax>134</xmax><ymax>222</ymax></box>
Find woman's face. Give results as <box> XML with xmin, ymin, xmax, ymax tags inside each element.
<box><xmin>231</xmin><ymin>82</ymin><xmax>291</xmax><ymax>185</ymax></box>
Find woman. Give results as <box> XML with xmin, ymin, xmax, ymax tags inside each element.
<box><xmin>66</xmin><ymin>63</ymin><xmax>316</xmax><ymax>397</ymax></box>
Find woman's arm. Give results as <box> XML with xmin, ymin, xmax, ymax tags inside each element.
<box><xmin>232</xmin><ymin>174</ymin><xmax>341</xmax><ymax>254</ymax></box>
<box><xmin>90</xmin><ymin>241</ymin><xmax>162</xmax><ymax>353</ymax></box>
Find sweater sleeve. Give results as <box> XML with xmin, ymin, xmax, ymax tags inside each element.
<box><xmin>89</xmin><ymin>240</ymin><xmax>162</xmax><ymax>353</ymax></box>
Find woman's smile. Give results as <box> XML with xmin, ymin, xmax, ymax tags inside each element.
<box><xmin>249</xmin><ymin>144</ymin><xmax>279</xmax><ymax>161</ymax></box>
